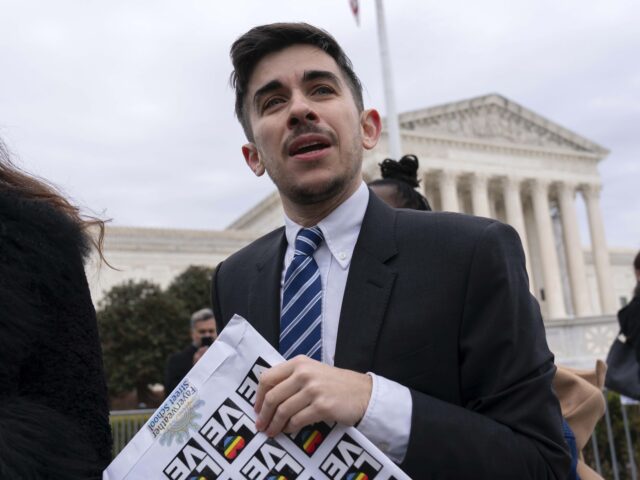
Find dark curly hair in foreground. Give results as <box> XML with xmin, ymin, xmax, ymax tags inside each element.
<box><xmin>0</xmin><ymin>138</ymin><xmax>108</xmax><ymax>265</ymax></box>
<box><xmin>369</xmin><ymin>154</ymin><xmax>432</xmax><ymax>211</ymax></box>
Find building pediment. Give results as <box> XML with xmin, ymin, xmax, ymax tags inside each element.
<box><xmin>398</xmin><ymin>94</ymin><xmax>608</xmax><ymax>155</ymax></box>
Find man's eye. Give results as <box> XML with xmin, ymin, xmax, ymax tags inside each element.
<box><xmin>313</xmin><ymin>85</ymin><xmax>335</xmax><ymax>95</ymax></box>
<box><xmin>263</xmin><ymin>97</ymin><xmax>285</xmax><ymax>111</ymax></box>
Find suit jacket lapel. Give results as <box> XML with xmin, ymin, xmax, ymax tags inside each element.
<box><xmin>334</xmin><ymin>192</ymin><xmax>398</xmax><ymax>372</ymax></box>
<box><xmin>248</xmin><ymin>228</ymin><xmax>286</xmax><ymax>350</ymax></box>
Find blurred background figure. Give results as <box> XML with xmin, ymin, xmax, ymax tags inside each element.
<box><xmin>618</xmin><ymin>251</ymin><xmax>640</xmax><ymax>369</ymax></box>
<box><xmin>0</xmin><ymin>138</ymin><xmax>112</xmax><ymax>479</ymax></box>
<box><xmin>164</xmin><ymin>307</ymin><xmax>217</xmax><ymax>396</ymax></box>
<box><xmin>368</xmin><ymin>154</ymin><xmax>431</xmax><ymax>211</ymax></box>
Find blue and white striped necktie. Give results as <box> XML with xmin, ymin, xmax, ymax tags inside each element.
<box><xmin>280</xmin><ymin>226</ymin><xmax>324</xmax><ymax>361</ymax></box>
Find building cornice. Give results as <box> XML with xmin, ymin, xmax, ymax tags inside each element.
<box><xmin>104</xmin><ymin>226</ymin><xmax>257</xmax><ymax>254</ymax></box>
<box><xmin>393</xmin><ymin>130</ymin><xmax>604</xmax><ymax>162</ymax></box>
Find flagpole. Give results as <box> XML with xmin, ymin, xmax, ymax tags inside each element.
<box><xmin>374</xmin><ymin>0</ymin><xmax>402</xmax><ymax>159</ymax></box>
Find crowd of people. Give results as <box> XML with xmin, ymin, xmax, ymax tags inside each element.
<box><xmin>0</xmin><ymin>21</ymin><xmax>638</xmax><ymax>480</ymax></box>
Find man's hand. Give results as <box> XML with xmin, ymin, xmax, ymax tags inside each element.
<box><xmin>254</xmin><ymin>355</ymin><xmax>372</xmax><ymax>437</ymax></box>
<box><xmin>192</xmin><ymin>346</ymin><xmax>208</xmax><ymax>365</ymax></box>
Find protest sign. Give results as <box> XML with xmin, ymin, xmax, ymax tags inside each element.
<box><xmin>104</xmin><ymin>315</ymin><xmax>410</xmax><ymax>480</ymax></box>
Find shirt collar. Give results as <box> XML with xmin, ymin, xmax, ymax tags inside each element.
<box><xmin>284</xmin><ymin>181</ymin><xmax>369</xmax><ymax>269</ymax></box>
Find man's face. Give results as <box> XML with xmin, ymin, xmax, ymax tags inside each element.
<box><xmin>242</xmin><ymin>44</ymin><xmax>380</xmax><ymax>207</ymax></box>
<box><xmin>191</xmin><ymin>319</ymin><xmax>217</xmax><ymax>347</ymax></box>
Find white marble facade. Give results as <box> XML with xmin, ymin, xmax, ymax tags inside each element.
<box><xmin>90</xmin><ymin>94</ymin><xmax>638</xmax><ymax>368</ymax></box>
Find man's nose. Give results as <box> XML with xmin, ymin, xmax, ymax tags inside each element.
<box><xmin>287</xmin><ymin>94</ymin><xmax>318</xmax><ymax>129</ymax></box>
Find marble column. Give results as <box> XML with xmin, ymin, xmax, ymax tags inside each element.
<box><xmin>421</xmin><ymin>171</ymin><xmax>436</xmax><ymax>211</ymax></box>
<box><xmin>502</xmin><ymin>176</ymin><xmax>534</xmax><ymax>293</ymax></box>
<box><xmin>557</xmin><ymin>182</ymin><xmax>592</xmax><ymax>317</ymax></box>
<box><xmin>582</xmin><ymin>184</ymin><xmax>617</xmax><ymax>314</ymax></box>
<box><xmin>531</xmin><ymin>179</ymin><xmax>566</xmax><ymax>319</ymax></box>
<box><xmin>421</xmin><ymin>172</ymin><xmax>429</xmax><ymax>200</ymax></box>
<box><xmin>471</xmin><ymin>173</ymin><xmax>491</xmax><ymax>217</ymax></box>
<box><xmin>439</xmin><ymin>170</ymin><xmax>460</xmax><ymax>213</ymax></box>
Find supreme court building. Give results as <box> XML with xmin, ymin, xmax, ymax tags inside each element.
<box><xmin>89</xmin><ymin>94</ymin><xmax>637</xmax><ymax>368</ymax></box>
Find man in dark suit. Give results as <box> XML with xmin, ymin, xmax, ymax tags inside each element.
<box><xmin>212</xmin><ymin>23</ymin><xmax>569</xmax><ymax>478</ymax></box>
<box><xmin>164</xmin><ymin>308</ymin><xmax>217</xmax><ymax>396</ymax></box>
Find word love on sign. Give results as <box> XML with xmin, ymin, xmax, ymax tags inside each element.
<box><xmin>104</xmin><ymin>316</ymin><xmax>410</xmax><ymax>480</ymax></box>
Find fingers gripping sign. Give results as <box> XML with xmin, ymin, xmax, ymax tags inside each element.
<box><xmin>254</xmin><ymin>355</ymin><xmax>373</xmax><ymax>437</ymax></box>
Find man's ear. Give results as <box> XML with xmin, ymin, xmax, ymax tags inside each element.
<box><xmin>242</xmin><ymin>143</ymin><xmax>265</xmax><ymax>176</ymax></box>
<box><xmin>360</xmin><ymin>108</ymin><xmax>382</xmax><ymax>150</ymax></box>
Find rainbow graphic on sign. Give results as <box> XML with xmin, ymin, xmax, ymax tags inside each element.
<box><xmin>301</xmin><ymin>429</ymin><xmax>323</xmax><ymax>454</ymax></box>
<box><xmin>346</xmin><ymin>473</ymin><xmax>369</xmax><ymax>480</ymax></box>
<box><xmin>266</xmin><ymin>476</ymin><xmax>287</xmax><ymax>480</ymax></box>
<box><xmin>186</xmin><ymin>476</ymin><xmax>208</xmax><ymax>480</ymax></box>
<box><xmin>223</xmin><ymin>435</ymin><xmax>245</xmax><ymax>460</ymax></box>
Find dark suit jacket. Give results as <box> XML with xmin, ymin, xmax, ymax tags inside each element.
<box><xmin>164</xmin><ymin>344</ymin><xmax>198</xmax><ymax>396</ymax></box>
<box><xmin>212</xmin><ymin>192</ymin><xmax>570</xmax><ymax>479</ymax></box>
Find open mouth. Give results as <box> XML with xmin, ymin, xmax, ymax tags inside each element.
<box><xmin>287</xmin><ymin>134</ymin><xmax>333</xmax><ymax>157</ymax></box>
<box><xmin>290</xmin><ymin>141</ymin><xmax>330</xmax><ymax>156</ymax></box>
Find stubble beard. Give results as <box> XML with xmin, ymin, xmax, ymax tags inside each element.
<box><xmin>266</xmin><ymin>136</ymin><xmax>363</xmax><ymax>207</ymax></box>
<box><xmin>285</xmin><ymin>172</ymin><xmax>352</xmax><ymax>206</ymax></box>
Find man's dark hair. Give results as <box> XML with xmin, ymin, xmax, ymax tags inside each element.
<box><xmin>230</xmin><ymin>22</ymin><xmax>365</xmax><ymax>141</ymax></box>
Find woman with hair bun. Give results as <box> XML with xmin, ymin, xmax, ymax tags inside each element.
<box><xmin>368</xmin><ymin>154</ymin><xmax>431</xmax><ymax>211</ymax></box>
<box><xmin>0</xmin><ymin>138</ymin><xmax>112</xmax><ymax>479</ymax></box>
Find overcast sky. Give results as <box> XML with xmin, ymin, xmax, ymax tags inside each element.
<box><xmin>1</xmin><ymin>0</ymin><xmax>638</xmax><ymax>249</ymax></box>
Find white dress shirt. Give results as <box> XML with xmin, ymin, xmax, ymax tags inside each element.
<box><xmin>281</xmin><ymin>181</ymin><xmax>412</xmax><ymax>463</ymax></box>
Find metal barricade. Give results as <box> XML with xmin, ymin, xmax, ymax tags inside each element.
<box><xmin>109</xmin><ymin>409</ymin><xmax>154</xmax><ymax>456</ymax></box>
<box><xmin>584</xmin><ymin>391</ymin><xmax>639</xmax><ymax>480</ymax></box>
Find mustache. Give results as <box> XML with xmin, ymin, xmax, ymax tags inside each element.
<box><xmin>283</xmin><ymin>124</ymin><xmax>337</xmax><ymax>154</ymax></box>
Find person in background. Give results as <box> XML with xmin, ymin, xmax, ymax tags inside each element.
<box><xmin>618</xmin><ymin>251</ymin><xmax>640</xmax><ymax>370</ymax></box>
<box><xmin>368</xmin><ymin>154</ymin><xmax>431</xmax><ymax>211</ymax></box>
<box><xmin>164</xmin><ymin>308</ymin><xmax>217</xmax><ymax>396</ymax></box>
<box><xmin>0</xmin><ymin>138</ymin><xmax>112</xmax><ymax>479</ymax></box>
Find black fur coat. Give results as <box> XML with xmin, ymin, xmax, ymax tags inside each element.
<box><xmin>0</xmin><ymin>189</ymin><xmax>112</xmax><ymax>479</ymax></box>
